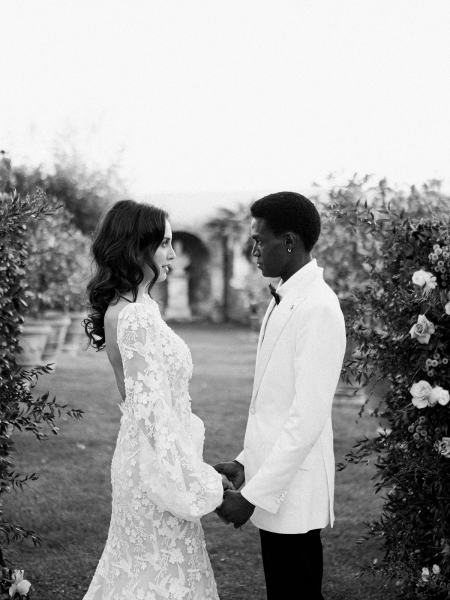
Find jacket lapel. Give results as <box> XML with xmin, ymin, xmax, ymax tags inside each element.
<box><xmin>251</xmin><ymin>299</ymin><xmax>275</xmax><ymax>399</ymax></box>
<box><xmin>257</xmin><ymin>298</ymin><xmax>276</xmax><ymax>354</ymax></box>
<box><xmin>251</xmin><ymin>263</ymin><xmax>324</xmax><ymax>403</ymax></box>
<box><xmin>251</xmin><ymin>294</ymin><xmax>298</xmax><ymax>401</ymax></box>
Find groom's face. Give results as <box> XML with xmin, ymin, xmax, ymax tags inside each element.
<box><xmin>251</xmin><ymin>217</ymin><xmax>287</xmax><ymax>278</ymax></box>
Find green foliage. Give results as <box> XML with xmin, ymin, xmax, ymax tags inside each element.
<box><xmin>23</xmin><ymin>195</ymin><xmax>91</xmax><ymax>315</ymax></box>
<box><xmin>2</xmin><ymin>156</ymin><xmax>92</xmax><ymax>315</ymax></box>
<box><xmin>315</xmin><ymin>175</ymin><xmax>450</xmax><ymax>307</ymax></box>
<box><xmin>0</xmin><ymin>188</ymin><xmax>50</xmax><ymax>373</ymax></box>
<box><xmin>333</xmin><ymin>194</ymin><xmax>450</xmax><ymax>598</ymax></box>
<box><xmin>12</xmin><ymin>159</ymin><xmax>125</xmax><ymax>234</ymax></box>
<box><xmin>0</xmin><ymin>185</ymin><xmax>83</xmax><ymax>569</ymax></box>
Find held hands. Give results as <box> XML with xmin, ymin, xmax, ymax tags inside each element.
<box><xmin>214</xmin><ymin>460</ymin><xmax>245</xmax><ymax>490</ymax></box>
<box><xmin>216</xmin><ymin>490</ymin><xmax>255</xmax><ymax>529</ymax></box>
<box><xmin>214</xmin><ymin>460</ymin><xmax>254</xmax><ymax>528</ymax></box>
<box><xmin>221</xmin><ymin>474</ymin><xmax>235</xmax><ymax>491</ymax></box>
<box><xmin>214</xmin><ymin>470</ymin><xmax>237</xmax><ymax>524</ymax></box>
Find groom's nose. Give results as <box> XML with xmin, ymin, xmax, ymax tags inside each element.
<box><xmin>252</xmin><ymin>243</ymin><xmax>259</xmax><ymax>257</ymax></box>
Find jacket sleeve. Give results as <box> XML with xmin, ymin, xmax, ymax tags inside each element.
<box><xmin>240</xmin><ymin>301</ymin><xmax>346</xmax><ymax>513</ymax></box>
<box><xmin>117</xmin><ymin>302</ymin><xmax>223</xmax><ymax>521</ymax></box>
<box><xmin>235</xmin><ymin>450</ymin><xmax>245</xmax><ymax>466</ymax></box>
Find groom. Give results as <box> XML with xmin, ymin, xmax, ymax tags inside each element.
<box><xmin>215</xmin><ymin>192</ymin><xmax>346</xmax><ymax>599</ymax></box>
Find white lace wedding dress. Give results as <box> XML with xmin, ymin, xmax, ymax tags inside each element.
<box><xmin>83</xmin><ymin>296</ymin><xmax>224</xmax><ymax>600</ymax></box>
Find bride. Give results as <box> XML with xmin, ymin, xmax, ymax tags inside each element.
<box><xmin>82</xmin><ymin>200</ymin><xmax>225</xmax><ymax>599</ymax></box>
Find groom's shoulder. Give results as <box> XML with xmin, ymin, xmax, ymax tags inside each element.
<box><xmin>296</xmin><ymin>279</ymin><xmax>343</xmax><ymax>320</ymax></box>
<box><xmin>320</xmin><ymin>277</ymin><xmax>342</xmax><ymax>306</ymax></box>
<box><xmin>307</xmin><ymin>275</ymin><xmax>340</xmax><ymax>303</ymax></box>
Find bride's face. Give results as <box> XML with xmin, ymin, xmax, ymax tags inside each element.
<box><xmin>148</xmin><ymin>220</ymin><xmax>176</xmax><ymax>283</ymax></box>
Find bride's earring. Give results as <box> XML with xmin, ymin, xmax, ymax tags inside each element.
<box><xmin>287</xmin><ymin>248</ymin><xmax>292</xmax><ymax>253</ymax></box>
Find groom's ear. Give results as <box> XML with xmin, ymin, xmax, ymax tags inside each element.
<box><xmin>283</xmin><ymin>232</ymin><xmax>296</xmax><ymax>253</ymax></box>
<box><xmin>286</xmin><ymin>231</ymin><xmax>307</xmax><ymax>254</ymax></box>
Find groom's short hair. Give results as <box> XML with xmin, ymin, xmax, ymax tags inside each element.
<box><xmin>250</xmin><ymin>191</ymin><xmax>321</xmax><ymax>252</ymax></box>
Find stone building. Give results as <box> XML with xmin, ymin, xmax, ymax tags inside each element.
<box><xmin>152</xmin><ymin>218</ymin><xmax>268</xmax><ymax>325</ymax></box>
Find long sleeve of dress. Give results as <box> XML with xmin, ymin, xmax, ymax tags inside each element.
<box><xmin>117</xmin><ymin>302</ymin><xmax>223</xmax><ymax>521</ymax></box>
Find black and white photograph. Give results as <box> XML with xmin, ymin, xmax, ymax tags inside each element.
<box><xmin>0</xmin><ymin>1</ymin><xmax>449</xmax><ymax>599</ymax></box>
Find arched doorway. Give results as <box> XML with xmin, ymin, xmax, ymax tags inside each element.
<box><xmin>152</xmin><ymin>231</ymin><xmax>211</xmax><ymax>319</ymax></box>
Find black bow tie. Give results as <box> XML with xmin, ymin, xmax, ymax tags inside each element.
<box><xmin>268</xmin><ymin>284</ymin><xmax>280</xmax><ymax>305</ymax></box>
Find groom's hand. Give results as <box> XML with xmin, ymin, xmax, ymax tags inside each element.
<box><xmin>214</xmin><ymin>507</ymin><xmax>231</xmax><ymax>524</ymax></box>
<box><xmin>214</xmin><ymin>460</ymin><xmax>245</xmax><ymax>489</ymax></box>
<box><xmin>217</xmin><ymin>490</ymin><xmax>255</xmax><ymax>529</ymax></box>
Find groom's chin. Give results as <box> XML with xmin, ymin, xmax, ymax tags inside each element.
<box><xmin>261</xmin><ymin>268</ymin><xmax>275</xmax><ymax>278</ymax></box>
<box><xmin>257</xmin><ymin>266</ymin><xmax>268</xmax><ymax>277</ymax></box>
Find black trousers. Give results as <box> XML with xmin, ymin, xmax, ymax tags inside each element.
<box><xmin>259</xmin><ymin>528</ymin><xmax>324</xmax><ymax>600</ymax></box>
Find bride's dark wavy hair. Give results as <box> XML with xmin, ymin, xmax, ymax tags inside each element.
<box><xmin>84</xmin><ymin>199</ymin><xmax>168</xmax><ymax>351</ymax></box>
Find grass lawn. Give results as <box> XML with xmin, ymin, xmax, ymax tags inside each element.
<box><xmin>3</xmin><ymin>324</ymin><xmax>397</xmax><ymax>599</ymax></box>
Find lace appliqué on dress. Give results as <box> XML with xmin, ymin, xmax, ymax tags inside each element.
<box><xmin>82</xmin><ymin>298</ymin><xmax>223</xmax><ymax>600</ymax></box>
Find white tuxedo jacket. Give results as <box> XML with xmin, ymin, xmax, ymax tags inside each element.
<box><xmin>237</xmin><ymin>260</ymin><xmax>346</xmax><ymax>534</ymax></box>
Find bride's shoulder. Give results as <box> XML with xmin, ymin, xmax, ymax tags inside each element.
<box><xmin>107</xmin><ymin>296</ymin><xmax>160</xmax><ymax>328</ymax></box>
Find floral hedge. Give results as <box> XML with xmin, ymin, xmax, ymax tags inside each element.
<box><xmin>335</xmin><ymin>199</ymin><xmax>450</xmax><ymax>599</ymax></box>
<box><xmin>315</xmin><ymin>176</ymin><xmax>449</xmax><ymax>307</ymax></box>
<box><xmin>0</xmin><ymin>182</ymin><xmax>83</xmax><ymax>597</ymax></box>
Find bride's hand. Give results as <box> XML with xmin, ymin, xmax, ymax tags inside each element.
<box><xmin>221</xmin><ymin>474</ymin><xmax>235</xmax><ymax>491</ymax></box>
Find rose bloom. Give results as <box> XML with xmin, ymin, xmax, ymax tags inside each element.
<box><xmin>410</xmin><ymin>380</ymin><xmax>433</xmax><ymax>409</ymax></box>
<box><xmin>412</xmin><ymin>269</ymin><xmax>437</xmax><ymax>292</ymax></box>
<box><xmin>9</xmin><ymin>570</ymin><xmax>31</xmax><ymax>598</ymax></box>
<box><xmin>409</xmin><ymin>314</ymin><xmax>435</xmax><ymax>344</ymax></box>
<box><xmin>16</xmin><ymin>579</ymin><xmax>31</xmax><ymax>595</ymax></box>
<box><xmin>429</xmin><ymin>386</ymin><xmax>450</xmax><ymax>406</ymax></box>
<box><xmin>445</xmin><ymin>301</ymin><xmax>450</xmax><ymax>316</ymax></box>
<box><xmin>436</xmin><ymin>437</ymin><xmax>450</xmax><ymax>458</ymax></box>
<box><xmin>421</xmin><ymin>567</ymin><xmax>430</xmax><ymax>582</ymax></box>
